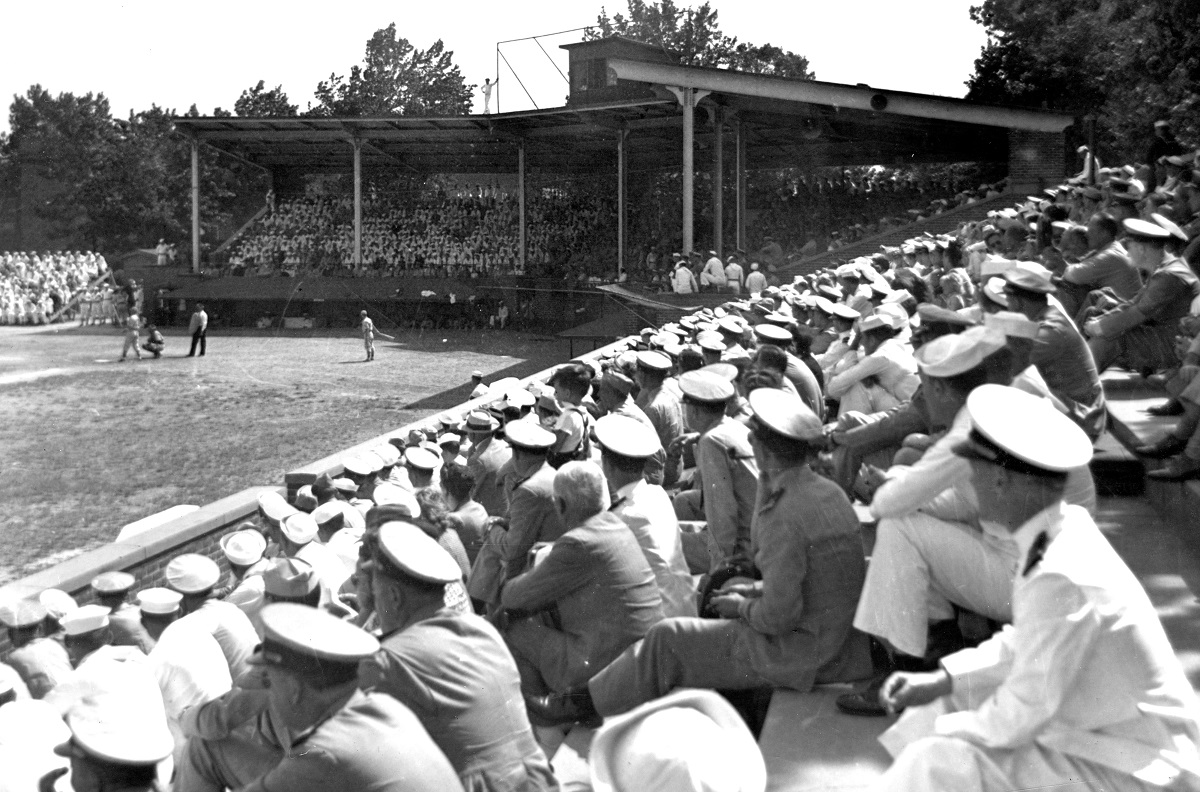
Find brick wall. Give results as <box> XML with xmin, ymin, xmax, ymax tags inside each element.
<box><xmin>1008</xmin><ymin>129</ymin><xmax>1069</xmax><ymax>195</ymax></box>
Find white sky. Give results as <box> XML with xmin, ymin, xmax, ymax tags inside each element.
<box><xmin>1</xmin><ymin>0</ymin><xmax>988</xmax><ymax>131</ymax></box>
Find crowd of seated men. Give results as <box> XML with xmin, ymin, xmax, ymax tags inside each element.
<box><xmin>0</xmin><ymin>250</ymin><xmax>107</xmax><ymax>325</ymax></box>
<box><xmin>4</xmin><ymin>137</ymin><xmax>1200</xmax><ymax>790</ymax></box>
<box><xmin>223</xmin><ymin>182</ymin><xmax>615</xmax><ymax>281</ymax></box>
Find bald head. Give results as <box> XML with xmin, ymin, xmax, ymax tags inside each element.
<box><xmin>553</xmin><ymin>461</ymin><xmax>610</xmax><ymax>526</ymax></box>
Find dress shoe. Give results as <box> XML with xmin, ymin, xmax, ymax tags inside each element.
<box><xmin>1146</xmin><ymin>400</ymin><xmax>1184</xmax><ymax>417</ymax></box>
<box><xmin>836</xmin><ymin>672</ymin><xmax>890</xmax><ymax>717</ymax></box>
<box><xmin>524</xmin><ymin>688</ymin><xmax>601</xmax><ymax>729</ymax></box>
<box><xmin>1148</xmin><ymin>455</ymin><xmax>1200</xmax><ymax>481</ymax></box>
<box><xmin>1135</xmin><ymin>434</ymin><xmax>1188</xmax><ymax>459</ymax></box>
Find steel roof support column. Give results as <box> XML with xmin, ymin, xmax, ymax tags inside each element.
<box><xmin>736</xmin><ymin>119</ymin><xmax>747</xmax><ymax>253</ymax></box>
<box><xmin>617</xmin><ymin>129</ymin><xmax>627</xmax><ymax>280</ymax></box>
<box><xmin>191</xmin><ymin>135</ymin><xmax>201</xmax><ymax>274</ymax></box>
<box><xmin>518</xmin><ymin>141</ymin><xmax>526</xmax><ymax>273</ymax></box>
<box><xmin>681</xmin><ymin>87</ymin><xmax>694</xmax><ymax>256</ymax></box>
<box><xmin>352</xmin><ymin>137</ymin><xmax>363</xmax><ymax>269</ymax></box>
<box><xmin>713</xmin><ymin>108</ymin><xmax>724</xmax><ymax>260</ymax></box>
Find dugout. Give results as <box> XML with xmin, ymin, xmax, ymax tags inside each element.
<box><xmin>174</xmin><ymin>35</ymin><xmax>1075</xmax><ymax>284</ymax></box>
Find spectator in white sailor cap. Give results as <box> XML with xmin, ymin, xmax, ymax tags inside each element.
<box><xmin>50</xmin><ymin>672</ymin><xmax>173</xmax><ymax>792</ymax></box>
<box><xmin>840</xmin><ymin>327</ymin><xmax>1097</xmax><ymax>716</ymax></box>
<box><xmin>217</xmin><ymin>526</ymin><xmax>271</xmax><ymax>624</ymax></box>
<box><xmin>312</xmin><ymin>499</ymin><xmax>366</xmax><ymax>573</ymax></box>
<box><xmin>631</xmin><ymin>351</ymin><xmax>684</xmax><ymax>469</ymax></box>
<box><xmin>467</xmin><ymin>421</ymin><xmax>563</xmax><ymax>611</ymax></box>
<box><xmin>816</xmin><ymin>301</ymin><xmax>862</xmax><ymax>381</ymax></box>
<box><xmin>360</xmin><ymin>521</ymin><xmax>556</xmax><ymax>791</ymax></box>
<box><xmin>875</xmin><ymin>385</ymin><xmax>1200</xmax><ymax>792</ymax></box>
<box><xmin>669</xmin><ymin>370</ymin><xmax>759</xmax><ymax>575</ymax></box>
<box><xmin>91</xmin><ymin>571</ymin><xmax>155</xmax><ymax>655</ymax></box>
<box><xmin>753</xmin><ymin>323</ymin><xmax>824</xmax><ymax>420</ymax></box>
<box><xmin>595</xmin><ymin>414</ymin><xmax>696</xmax><ymax>619</ymax></box>
<box><xmin>402</xmin><ymin>446</ymin><xmax>440</xmax><ymax>491</ymax></box>
<box><xmin>240</xmin><ymin>604</ymin><xmax>464</xmax><ymax>792</ymax></box>
<box><xmin>590</xmin><ymin>689</ymin><xmax>766</xmax><ymax>792</ymax></box>
<box><xmin>136</xmin><ymin>588</ymin><xmax>181</xmax><ymax>643</ymax></box>
<box><xmin>826</xmin><ymin>307</ymin><xmax>919</xmax><ymax>419</ymax></box>
<box><xmin>162</xmin><ymin>553</ymin><xmax>259</xmax><ymax>681</ymax></box>
<box><xmin>277</xmin><ymin>512</ymin><xmax>351</xmax><ymax>603</ymax></box>
<box><xmin>528</xmin><ymin>391</ymin><xmax>871</xmax><ymax>726</ymax></box>
<box><xmin>1001</xmin><ymin>261</ymin><xmax>1107</xmax><ymax>439</ymax></box>
<box><xmin>596</xmin><ymin>369</ymin><xmax>671</xmax><ymax>487</ymax></box>
<box><xmin>0</xmin><ymin>597</ymin><xmax>72</xmax><ymax>699</ymax></box>
<box><xmin>340</xmin><ymin>454</ymin><xmax>378</xmax><ymax>501</ymax></box>
<box><xmin>59</xmin><ymin>605</ymin><xmax>115</xmax><ymax>668</ymax></box>
<box><xmin>1082</xmin><ymin>217</ymin><xmax>1200</xmax><ymax>375</ymax></box>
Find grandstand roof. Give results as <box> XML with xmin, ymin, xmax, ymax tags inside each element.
<box><xmin>174</xmin><ymin>62</ymin><xmax>1075</xmax><ymax>176</ymax></box>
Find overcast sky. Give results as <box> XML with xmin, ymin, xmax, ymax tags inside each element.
<box><xmin>1</xmin><ymin>0</ymin><xmax>989</xmax><ymax>131</ymax></box>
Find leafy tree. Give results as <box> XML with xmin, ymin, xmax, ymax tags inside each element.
<box><xmin>588</xmin><ymin>1</ymin><xmax>812</xmax><ymax>78</ymax></box>
<box><xmin>235</xmin><ymin>80</ymin><xmax>298</xmax><ymax>117</ymax></box>
<box><xmin>310</xmin><ymin>24</ymin><xmax>473</xmax><ymax>116</ymax></box>
<box><xmin>965</xmin><ymin>0</ymin><xmax>1200</xmax><ymax>161</ymax></box>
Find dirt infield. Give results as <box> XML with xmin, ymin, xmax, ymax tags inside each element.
<box><xmin>0</xmin><ymin>323</ymin><xmax>572</xmax><ymax>583</ymax></box>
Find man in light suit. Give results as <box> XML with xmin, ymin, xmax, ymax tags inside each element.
<box><xmin>500</xmin><ymin>461</ymin><xmax>663</xmax><ymax>701</ymax></box>
<box><xmin>875</xmin><ymin>385</ymin><xmax>1200</xmax><ymax>791</ymax></box>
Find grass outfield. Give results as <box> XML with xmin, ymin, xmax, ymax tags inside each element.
<box><xmin>0</xmin><ymin>323</ymin><xmax>573</xmax><ymax>584</ymax></box>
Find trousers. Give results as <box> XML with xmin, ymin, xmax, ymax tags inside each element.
<box><xmin>175</xmin><ymin>731</ymin><xmax>282</xmax><ymax>792</ymax></box>
<box><xmin>588</xmin><ymin>617</ymin><xmax>764</xmax><ymax>717</ymax></box>
<box><xmin>852</xmin><ymin>513</ymin><xmax>1018</xmax><ymax>658</ymax></box>
<box><xmin>189</xmin><ymin>328</ymin><xmax>206</xmax><ymax>356</ymax></box>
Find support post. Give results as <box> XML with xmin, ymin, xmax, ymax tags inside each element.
<box><xmin>681</xmin><ymin>88</ymin><xmax>694</xmax><ymax>255</ymax></box>
<box><xmin>518</xmin><ymin>141</ymin><xmax>526</xmax><ymax>273</ymax></box>
<box><xmin>191</xmin><ymin>136</ymin><xmax>201</xmax><ymax>274</ymax></box>
<box><xmin>617</xmin><ymin>129</ymin><xmax>627</xmax><ymax>280</ymax></box>
<box><xmin>713</xmin><ymin>109</ymin><xmax>723</xmax><ymax>260</ymax></box>
<box><xmin>735</xmin><ymin>119</ymin><xmax>747</xmax><ymax>253</ymax></box>
<box><xmin>352</xmin><ymin>138</ymin><xmax>362</xmax><ymax>269</ymax></box>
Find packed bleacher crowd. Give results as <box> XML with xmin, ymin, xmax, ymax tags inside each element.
<box><xmin>6</xmin><ymin>131</ymin><xmax>1200</xmax><ymax>791</ymax></box>
<box><xmin>224</xmin><ymin>183</ymin><xmax>615</xmax><ymax>280</ymax></box>
<box><xmin>0</xmin><ymin>251</ymin><xmax>107</xmax><ymax>325</ymax></box>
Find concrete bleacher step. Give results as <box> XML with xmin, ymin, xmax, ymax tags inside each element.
<box><xmin>1102</xmin><ymin>371</ymin><xmax>1200</xmax><ymax>548</ymax></box>
<box><xmin>759</xmin><ymin>686</ymin><xmax>891</xmax><ymax>791</ymax></box>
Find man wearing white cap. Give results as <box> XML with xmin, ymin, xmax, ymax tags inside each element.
<box><xmin>632</xmin><ymin>352</ymin><xmax>684</xmax><ymax>464</ymax></box>
<box><xmin>825</xmin><ymin>307</ymin><xmax>919</xmax><ymax>418</ymax></box>
<box><xmin>502</xmin><ymin>461</ymin><xmax>663</xmax><ymax>702</ymax></box>
<box><xmin>671</xmin><ymin>370</ymin><xmax>760</xmax><ymax>574</ymax></box>
<box><xmin>91</xmin><ymin>571</ymin><xmax>156</xmax><ymax>655</ymax></box>
<box><xmin>277</xmin><ymin>512</ymin><xmax>351</xmax><ymax>601</ymax></box>
<box><xmin>360</xmin><ymin>521</ymin><xmax>557</xmax><ymax>792</ymax></box>
<box><xmin>840</xmin><ymin>328</ymin><xmax>1097</xmax><ymax>715</ymax></box>
<box><xmin>589</xmin><ymin>689</ymin><xmax>766</xmax><ymax>792</ymax></box>
<box><xmin>1002</xmin><ymin>261</ymin><xmax>1107</xmax><ymax>439</ymax></box>
<box><xmin>595</xmin><ymin>415</ymin><xmax>697</xmax><ymax>619</ymax></box>
<box><xmin>50</xmin><ymin>674</ymin><xmax>174</xmax><ymax>792</ymax></box>
<box><xmin>218</xmin><ymin>527</ymin><xmax>270</xmax><ymax>624</ymax></box>
<box><xmin>701</xmin><ymin>251</ymin><xmax>726</xmax><ymax>292</ymax></box>
<box><xmin>1</xmin><ymin>598</ymin><xmax>72</xmax><ymax>699</ymax></box>
<box><xmin>240</xmin><ymin>604</ymin><xmax>464</xmax><ymax>792</ymax></box>
<box><xmin>724</xmin><ymin>255</ymin><xmax>744</xmax><ymax>294</ymax></box>
<box><xmin>467</xmin><ymin>421</ymin><xmax>564</xmax><ymax>609</ymax></box>
<box><xmin>875</xmin><ymin>385</ymin><xmax>1200</xmax><ymax>792</ymax></box>
<box><xmin>527</xmin><ymin>392</ymin><xmax>871</xmax><ymax>725</ymax></box>
<box><xmin>170</xmin><ymin>556</ymin><xmax>255</xmax><ymax>660</ymax></box>
<box><xmin>1083</xmin><ymin>217</ymin><xmax>1200</xmax><ymax>373</ymax></box>
<box><xmin>136</xmin><ymin>588</ymin><xmax>182</xmax><ymax>642</ymax></box>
